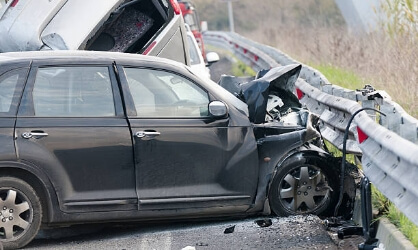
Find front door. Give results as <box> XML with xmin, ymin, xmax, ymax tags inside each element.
<box><xmin>119</xmin><ymin>66</ymin><xmax>259</xmax><ymax>212</ymax></box>
<box><xmin>15</xmin><ymin>64</ymin><xmax>137</xmax><ymax>213</ymax></box>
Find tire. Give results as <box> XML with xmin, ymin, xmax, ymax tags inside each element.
<box><xmin>0</xmin><ymin>177</ymin><xmax>42</xmax><ymax>250</ymax></box>
<box><xmin>268</xmin><ymin>153</ymin><xmax>340</xmax><ymax>217</ymax></box>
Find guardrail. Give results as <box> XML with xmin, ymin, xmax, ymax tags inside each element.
<box><xmin>204</xmin><ymin>31</ymin><xmax>418</xmax><ymax>226</ymax></box>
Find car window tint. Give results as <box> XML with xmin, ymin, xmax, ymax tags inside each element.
<box><xmin>33</xmin><ymin>67</ymin><xmax>115</xmax><ymax>117</ymax></box>
<box><xmin>124</xmin><ymin>68</ymin><xmax>209</xmax><ymax>117</ymax></box>
<box><xmin>0</xmin><ymin>69</ymin><xmax>26</xmax><ymax>115</ymax></box>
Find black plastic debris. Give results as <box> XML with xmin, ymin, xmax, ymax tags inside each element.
<box><xmin>223</xmin><ymin>225</ymin><xmax>235</xmax><ymax>234</ymax></box>
<box><xmin>255</xmin><ymin>219</ymin><xmax>272</xmax><ymax>228</ymax></box>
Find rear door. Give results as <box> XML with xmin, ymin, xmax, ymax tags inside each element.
<box><xmin>15</xmin><ymin>61</ymin><xmax>137</xmax><ymax>213</ymax></box>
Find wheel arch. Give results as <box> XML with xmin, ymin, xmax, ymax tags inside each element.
<box><xmin>270</xmin><ymin>147</ymin><xmax>339</xmax><ymax>192</ymax></box>
<box><xmin>0</xmin><ymin>161</ymin><xmax>59</xmax><ymax>224</ymax></box>
<box><xmin>267</xmin><ymin>147</ymin><xmax>342</xmax><ymax>216</ymax></box>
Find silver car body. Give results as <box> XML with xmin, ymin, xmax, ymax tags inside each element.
<box><xmin>0</xmin><ymin>0</ymin><xmax>190</xmax><ymax>64</ymax></box>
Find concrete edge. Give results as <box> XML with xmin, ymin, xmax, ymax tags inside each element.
<box><xmin>375</xmin><ymin>218</ymin><xmax>417</xmax><ymax>250</ymax></box>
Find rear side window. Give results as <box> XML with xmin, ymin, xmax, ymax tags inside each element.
<box><xmin>32</xmin><ymin>67</ymin><xmax>115</xmax><ymax>117</ymax></box>
<box><xmin>0</xmin><ymin>68</ymin><xmax>27</xmax><ymax>116</ymax></box>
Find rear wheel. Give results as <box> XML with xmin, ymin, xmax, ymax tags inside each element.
<box><xmin>269</xmin><ymin>153</ymin><xmax>339</xmax><ymax>217</ymax></box>
<box><xmin>0</xmin><ymin>177</ymin><xmax>42</xmax><ymax>250</ymax></box>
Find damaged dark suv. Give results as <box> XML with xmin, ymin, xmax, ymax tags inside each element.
<box><xmin>0</xmin><ymin>51</ymin><xmax>356</xmax><ymax>249</ymax></box>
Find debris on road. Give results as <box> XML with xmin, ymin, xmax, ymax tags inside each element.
<box><xmin>224</xmin><ymin>225</ymin><xmax>236</xmax><ymax>234</ymax></box>
<box><xmin>255</xmin><ymin>219</ymin><xmax>273</xmax><ymax>228</ymax></box>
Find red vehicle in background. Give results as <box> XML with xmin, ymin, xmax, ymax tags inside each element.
<box><xmin>178</xmin><ymin>0</ymin><xmax>206</xmax><ymax>61</ymax></box>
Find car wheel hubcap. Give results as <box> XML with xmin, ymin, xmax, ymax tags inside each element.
<box><xmin>279</xmin><ymin>166</ymin><xmax>330</xmax><ymax>213</ymax></box>
<box><xmin>0</xmin><ymin>189</ymin><xmax>32</xmax><ymax>241</ymax></box>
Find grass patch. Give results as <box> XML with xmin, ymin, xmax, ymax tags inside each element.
<box><xmin>309</xmin><ymin>63</ymin><xmax>366</xmax><ymax>90</ymax></box>
<box><xmin>231</xmin><ymin>60</ymin><xmax>256</xmax><ymax>77</ymax></box>
<box><xmin>324</xmin><ymin>140</ymin><xmax>356</xmax><ymax>164</ymax></box>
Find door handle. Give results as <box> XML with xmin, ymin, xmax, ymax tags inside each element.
<box><xmin>22</xmin><ymin>131</ymin><xmax>49</xmax><ymax>139</ymax></box>
<box><xmin>135</xmin><ymin>131</ymin><xmax>160</xmax><ymax>140</ymax></box>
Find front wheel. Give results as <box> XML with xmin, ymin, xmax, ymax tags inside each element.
<box><xmin>0</xmin><ymin>177</ymin><xmax>42</xmax><ymax>250</ymax></box>
<box><xmin>268</xmin><ymin>153</ymin><xmax>340</xmax><ymax>217</ymax></box>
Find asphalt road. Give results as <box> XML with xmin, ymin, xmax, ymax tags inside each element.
<box><xmin>26</xmin><ymin>215</ymin><xmax>340</xmax><ymax>250</ymax></box>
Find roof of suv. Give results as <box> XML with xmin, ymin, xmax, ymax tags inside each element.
<box><xmin>0</xmin><ymin>50</ymin><xmax>186</xmax><ymax>68</ymax></box>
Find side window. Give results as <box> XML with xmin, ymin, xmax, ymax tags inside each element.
<box><xmin>0</xmin><ymin>68</ymin><xmax>26</xmax><ymax>116</ymax></box>
<box><xmin>33</xmin><ymin>67</ymin><xmax>115</xmax><ymax>117</ymax></box>
<box><xmin>123</xmin><ymin>68</ymin><xmax>209</xmax><ymax>117</ymax></box>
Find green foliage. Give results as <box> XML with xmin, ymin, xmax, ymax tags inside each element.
<box><xmin>324</xmin><ymin>141</ymin><xmax>356</xmax><ymax>164</ymax></box>
<box><xmin>310</xmin><ymin>63</ymin><xmax>366</xmax><ymax>90</ymax></box>
<box><xmin>231</xmin><ymin>60</ymin><xmax>256</xmax><ymax>77</ymax></box>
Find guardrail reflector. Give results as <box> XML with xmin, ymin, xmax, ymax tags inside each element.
<box><xmin>296</xmin><ymin>88</ymin><xmax>304</xmax><ymax>100</ymax></box>
<box><xmin>357</xmin><ymin>127</ymin><xmax>368</xmax><ymax>143</ymax></box>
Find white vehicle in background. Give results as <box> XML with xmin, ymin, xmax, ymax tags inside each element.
<box><xmin>0</xmin><ymin>0</ymin><xmax>190</xmax><ymax>65</ymax></box>
<box><xmin>185</xmin><ymin>24</ymin><xmax>219</xmax><ymax>79</ymax></box>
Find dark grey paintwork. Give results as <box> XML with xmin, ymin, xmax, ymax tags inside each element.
<box><xmin>0</xmin><ymin>51</ymin><xmax>312</xmax><ymax>227</ymax></box>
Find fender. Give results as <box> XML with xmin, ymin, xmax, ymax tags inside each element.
<box><xmin>0</xmin><ymin>160</ymin><xmax>61</xmax><ymax>223</ymax></box>
<box><xmin>247</xmin><ymin>129</ymin><xmax>306</xmax><ymax>213</ymax></box>
<box><xmin>247</xmin><ymin>138</ymin><xmax>335</xmax><ymax>214</ymax></box>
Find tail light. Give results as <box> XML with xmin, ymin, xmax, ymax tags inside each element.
<box><xmin>357</xmin><ymin>127</ymin><xmax>369</xmax><ymax>143</ymax></box>
<box><xmin>169</xmin><ymin>0</ymin><xmax>181</xmax><ymax>15</ymax></box>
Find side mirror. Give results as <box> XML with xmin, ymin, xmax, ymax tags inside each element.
<box><xmin>209</xmin><ymin>101</ymin><xmax>228</xmax><ymax>118</ymax></box>
<box><xmin>206</xmin><ymin>52</ymin><xmax>220</xmax><ymax>66</ymax></box>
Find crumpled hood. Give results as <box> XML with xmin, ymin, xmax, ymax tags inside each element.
<box><xmin>219</xmin><ymin>64</ymin><xmax>302</xmax><ymax>124</ymax></box>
